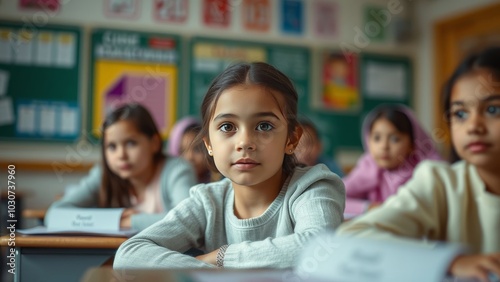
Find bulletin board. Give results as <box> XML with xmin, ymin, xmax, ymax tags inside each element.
<box><xmin>88</xmin><ymin>28</ymin><xmax>182</xmax><ymax>141</ymax></box>
<box><xmin>308</xmin><ymin>53</ymin><xmax>412</xmax><ymax>156</ymax></box>
<box><xmin>188</xmin><ymin>37</ymin><xmax>311</xmax><ymax>115</ymax></box>
<box><xmin>0</xmin><ymin>21</ymin><xmax>81</xmax><ymax>142</ymax></box>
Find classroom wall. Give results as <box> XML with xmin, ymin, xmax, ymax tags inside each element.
<box><xmin>0</xmin><ymin>0</ymin><xmax>492</xmax><ymax>216</ymax></box>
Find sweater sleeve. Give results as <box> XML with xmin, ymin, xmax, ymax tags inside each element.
<box><xmin>129</xmin><ymin>158</ymin><xmax>197</xmax><ymax>231</ymax></box>
<box><xmin>45</xmin><ymin>165</ymin><xmax>102</xmax><ymax>226</ymax></box>
<box><xmin>336</xmin><ymin>161</ymin><xmax>448</xmax><ymax>241</ymax></box>
<box><xmin>222</xmin><ymin>175</ymin><xmax>345</xmax><ymax>268</ymax></box>
<box><xmin>342</xmin><ymin>154</ymin><xmax>381</xmax><ymax>198</ymax></box>
<box><xmin>114</xmin><ymin>186</ymin><xmax>214</xmax><ymax>269</ymax></box>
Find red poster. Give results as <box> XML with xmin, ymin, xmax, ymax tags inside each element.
<box><xmin>154</xmin><ymin>0</ymin><xmax>188</xmax><ymax>23</ymax></box>
<box><xmin>19</xmin><ymin>0</ymin><xmax>59</xmax><ymax>11</ymax></box>
<box><xmin>314</xmin><ymin>0</ymin><xmax>337</xmax><ymax>37</ymax></box>
<box><xmin>203</xmin><ymin>0</ymin><xmax>230</xmax><ymax>28</ymax></box>
<box><xmin>242</xmin><ymin>0</ymin><xmax>270</xmax><ymax>32</ymax></box>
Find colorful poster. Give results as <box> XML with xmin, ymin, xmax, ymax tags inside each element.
<box><xmin>281</xmin><ymin>0</ymin><xmax>303</xmax><ymax>35</ymax></box>
<box><xmin>90</xmin><ymin>29</ymin><xmax>179</xmax><ymax>139</ymax></box>
<box><xmin>321</xmin><ymin>52</ymin><xmax>360</xmax><ymax>111</ymax></box>
<box><xmin>203</xmin><ymin>0</ymin><xmax>230</xmax><ymax>28</ymax></box>
<box><xmin>104</xmin><ymin>0</ymin><xmax>140</xmax><ymax>19</ymax></box>
<box><xmin>154</xmin><ymin>0</ymin><xmax>188</xmax><ymax>23</ymax></box>
<box><xmin>242</xmin><ymin>0</ymin><xmax>271</xmax><ymax>32</ymax></box>
<box><xmin>314</xmin><ymin>0</ymin><xmax>337</xmax><ymax>38</ymax></box>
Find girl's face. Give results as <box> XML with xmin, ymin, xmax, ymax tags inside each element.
<box><xmin>367</xmin><ymin>118</ymin><xmax>413</xmax><ymax>170</ymax></box>
<box><xmin>104</xmin><ymin>120</ymin><xmax>159</xmax><ymax>182</ymax></box>
<box><xmin>450</xmin><ymin>70</ymin><xmax>500</xmax><ymax>171</ymax></box>
<box><xmin>204</xmin><ymin>84</ymin><xmax>296</xmax><ymax>188</ymax></box>
<box><xmin>181</xmin><ymin>131</ymin><xmax>207</xmax><ymax>180</ymax></box>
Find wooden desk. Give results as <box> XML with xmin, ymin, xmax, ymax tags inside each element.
<box><xmin>81</xmin><ymin>267</ymin><xmax>291</xmax><ymax>282</ymax></box>
<box><xmin>0</xmin><ymin>234</ymin><xmax>127</xmax><ymax>282</ymax></box>
<box><xmin>21</xmin><ymin>209</ymin><xmax>46</xmax><ymax>221</ymax></box>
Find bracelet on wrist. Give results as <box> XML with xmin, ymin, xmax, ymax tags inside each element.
<box><xmin>216</xmin><ymin>244</ymin><xmax>229</xmax><ymax>268</ymax></box>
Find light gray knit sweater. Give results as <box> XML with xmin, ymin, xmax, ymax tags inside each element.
<box><xmin>113</xmin><ymin>164</ymin><xmax>345</xmax><ymax>269</ymax></box>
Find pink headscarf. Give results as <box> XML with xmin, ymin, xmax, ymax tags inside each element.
<box><xmin>343</xmin><ymin>104</ymin><xmax>442</xmax><ymax>215</ymax></box>
<box><xmin>167</xmin><ymin>116</ymin><xmax>200</xmax><ymax>157</ymax></box>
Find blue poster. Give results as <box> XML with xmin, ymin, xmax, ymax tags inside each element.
<box><xmin>281</xmin><ymin>0</ymin><xmax>304</xmax><ymax>35</ymax></box>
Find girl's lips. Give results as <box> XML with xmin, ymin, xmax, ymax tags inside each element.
<box><xmin>233</xmin><ymin>163</ymin><xmax>259</xmax><ymax>170</ymax></box>
<box><xmin>466</xmin><ymin>142</ymin><xmax>491</xmax><ymax>153</ymax></box>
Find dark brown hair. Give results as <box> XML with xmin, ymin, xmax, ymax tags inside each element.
<box><xmin>441</xmin><ymin>46</ymin><xmax>500</xmax><ymax>162</ymax></box>
<box><xmin>99</xmin><ymin>103</ymin><xmax>165</xmax><ymax>207</ymax></box>
<box><xmin>369</xmin><ymin>106</ymin><xmax>415</xmax><ymax>146</ymax></box>
<box><xmin>194</xmin><ymin>62</ymin><xmax>300</xmax><ymax>177</ymax></box>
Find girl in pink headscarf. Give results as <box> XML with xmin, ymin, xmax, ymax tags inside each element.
<box><xmin>343</xmin><ymin>104</ymin><xmax>442</xmax><ymax>217</ymax></box>
<box><xmin>168</xmin><ymin>117</ymin><xmax>218</xmax><ymax>183</ymax></box>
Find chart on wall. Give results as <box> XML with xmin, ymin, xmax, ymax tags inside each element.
<box><xmin>189</xmin><ymin>37</ymin><xmax>311</xmax><ymax>115</ymax></box>
<box><xmin>89</xmin><ymin>28</ymin><xmax>181</xmax><ymax>140</ymax></box>
<box><xmin>0</xmin><ymin>21</ymin><xmax>81</xmax><ymax>142</ymax></box>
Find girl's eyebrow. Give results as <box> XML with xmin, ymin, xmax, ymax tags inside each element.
<box><xmin>483</xmin><ymin>94</ymin><xmax>500</xmax><ymax>102</ymax></box>
<box><xmin>451</xmin><ymin>94</ymin><xmax>500</xmax><ymax>106</ymax></box>
<box><xmin>213</xmin><ymin>112</ymin><xmax>281</xmax><ymax>121</ymax></box>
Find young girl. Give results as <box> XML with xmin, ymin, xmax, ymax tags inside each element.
<box><xmin>343</xmin><ymin>104</ymin><xmax>442</xmax><ymax>216</ymax></box>
<box><xmin>114</xmin><ymin>62</ymin><xmax>345</xmax><ymax>269</ymax></box>
<box><xmin>167</xmin><ymin>116</ymin><xmax>218</xmax><ymax>183</ymax></box>
<box><xmin>337</xmin><ymin>47</ymin><xmax>500</xmax><ymax>281</ymax></box>
<box><xmin>295</xmin><ymin>119</ymin><xmax>345</xmax><ymax>177</ymax></box>
<box><xmin>46</xmin><ymin>104</ymin><xmax>197</xmax><ymax>231</ymax></box>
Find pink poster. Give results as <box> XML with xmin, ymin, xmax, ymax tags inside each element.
<box><xmin>314</xmin><ymin>0</ymin><xmax>337</xmax><ymax>38</ymax></box>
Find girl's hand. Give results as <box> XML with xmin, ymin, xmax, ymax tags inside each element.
<box><xmin>449</xmin><ymin>253</ymin><xmax>500</xmax><ymax>281</ymax></box>
<box><xmin>367</xmin><ymin>202</ymin><xmax>382</xmax><ymax>211</ymax></box>
<box><xmin>195</xmin><ymin>249</ymin><xmax>218</xmax><ymax>265</ymax></box>
<box><xmin>120</xmin><ymin>208</ymin><xmax>139</xmax><ymax>229</ymax></box>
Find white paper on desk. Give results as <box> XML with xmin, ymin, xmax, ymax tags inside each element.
<box><xmin>296</xmin><ymin>232</ymin><xmax>463</xmax><ymax>282</ymax></box>
<box><xmin>45</xmin><ymin>208</ymin><xmax>124</xmax><ymax>231</ymax></box>
<box><xmin>17</xmin><ymin>225</ymin><xmax>138</xmax><ymax>237</ymax></box>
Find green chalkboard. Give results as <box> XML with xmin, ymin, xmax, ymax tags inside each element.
<box><xmin>188</xmin><ymin>37</ymin><xmax>311</xmax><ymax>116</ymax></box>
<box><xmin>0</xmin><ymin>21</ymin><xmax>81</xmax><ymax>142</ymax></box>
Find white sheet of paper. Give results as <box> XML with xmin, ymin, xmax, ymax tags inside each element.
<box><xmin>39</xmin><ymin>105</ymin><xmax>56</xmax><ymax>135</ymax></box>
<box><xmin>55</xmin><ymin>33</ymin><xmax>76</xmax><ymax>68</ymax></box>
<box><xmin>296</xmin><ymin>233</ymin><xmax>462</xmax><ymax>282</ymax></box>
<box><xmin>35</xmin><ymin>31</ymin><xmax>53</xmax><ymax>66</ymax></box>
<box><xmin>0</xmin><ymin>29</ymin><xmax>12</xmax><ymax>63</ymax></box>
<box><xmin>0</xmin><ymin>69</ymin><xmax>9</xmax><ymax>96</ymax></box>
<box><xmin>17</xmin><ymin>104</ymin><xmax>36</xmax><ymax>134</ymax></box>
<box><xmin>14</xmin><ymin>31</ymin><xmax>34</xmax><ymax>65</ymax></box>
<box><xmin>17</xmin><ymin>225</ymin><xmax>138</xmax><ymax>237</ymax></box>
<box><xmin>365</xmin><ymin>62</ymin><xmax>406</xmax><ymax>99</ymax></box>
<box><xmin>60</xmin><ymin>106</ymin><xmax>78</xmax><ymax>135</ymax></box>
<box><xmin>0</xmin><ymin>97</ymin><xmax>14</xmax><ymax>126</ymax></box>
<box><xmin>45</xmin><ymin>208</ymin><xmax>124</xmax><ymax>232</ymax></box>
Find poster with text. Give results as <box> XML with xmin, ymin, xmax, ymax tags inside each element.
<box><xmin>281</xmin><ymin>0</ymin><xmax>303</xmax><ymax>35</ymax></box>
<box><xmin>203</xmin><ymin>0</ymin><xmax>230</xmax><ymax>28</ymax></box>
<box><xmin>314</xmin><ymin>0</ymin><xmax>337</xmax><ymax>38</ymax></box>
<box><xmin>154</xmin><ymin>0</ymin><xmax>188</xmax><ymax>23</ymax></box>
<box><xmin>242</xmin><ymin>0</ymin><xmax>271</xmax><ymax>32</ymax></box>
<box><xmin>104</xmin><ymin>0</ymin><xmax>140</xmax><ymax>19</ymax></box>
<box><xmin>89</xmin><ymin>29</ymin><xmax>180</xmax><ymax>140</ymax></box>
